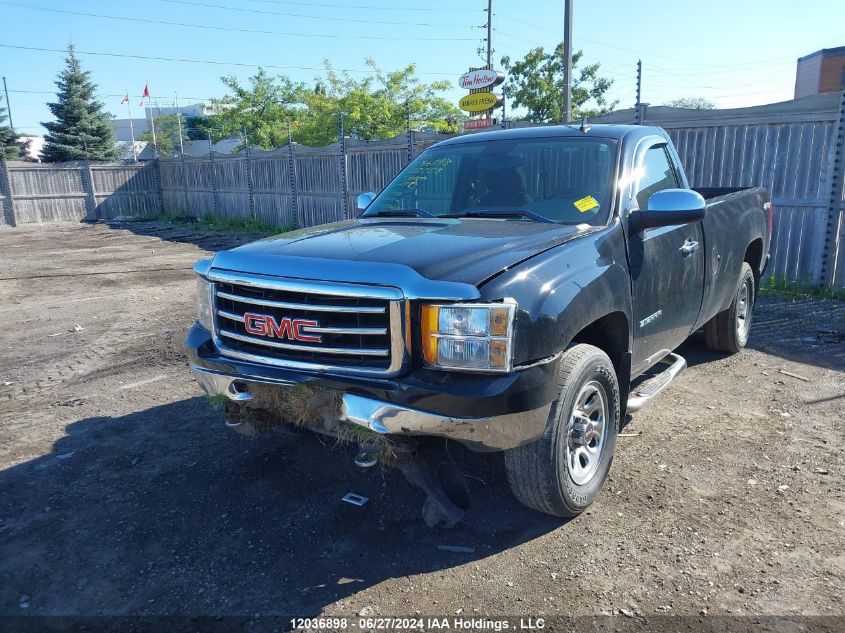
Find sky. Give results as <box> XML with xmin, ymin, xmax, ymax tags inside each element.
<box><xmin>1</xmin><ymin>0</ymin><xmax>843</xmax><ymax>137</ymax></box>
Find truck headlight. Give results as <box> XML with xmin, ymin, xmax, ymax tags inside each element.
<box><xmin>421</xmin><ymin>301</ymin><xmax>516</xmax><ymax>372</ymax></box>
<box><xmin>196</xmin><ymin>277</ymin><xmax>214</xmax><ymax>331</ymax></box>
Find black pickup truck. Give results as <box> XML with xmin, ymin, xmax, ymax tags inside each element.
<box><xmin>187</xmin><ymin>124</ymin><xmax>771</xmax><ymax>522</ymax></box>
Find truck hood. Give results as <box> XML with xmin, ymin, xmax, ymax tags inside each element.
<box><xmin>211</xmin><ymin>217</ymin><xmax>596</xmax><ymax>292</ymax></box>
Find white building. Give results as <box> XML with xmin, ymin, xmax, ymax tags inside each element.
<box><xmin>112</xmin><ymin>101</ymin><xmax>242</xmax><ymax>158</ymax></box>
<box><xmin>112</xmin><ymin>102</ymin><xmax>209</xmax><ymax>144</ymax></box>
<box><xmin>19</xmin><ymin>135</ymin><xmax>45</xmax><ymax>162</ymax></box>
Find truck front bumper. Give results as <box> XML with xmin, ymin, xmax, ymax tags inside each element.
<box><xmin>188</xmin><ymin>324</ymin><xmax>557</xmax><ymax>452</ymax></box>
<box><xmin>190</xmin><ymin>364</ymin><xmax>552</xmax><ymax>452</ymax></box>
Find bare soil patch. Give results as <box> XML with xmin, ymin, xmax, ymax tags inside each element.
<box><xmin>0</xmin><ymin>222</ymin><xmax>842</xmax><ymax>622</ymax></box>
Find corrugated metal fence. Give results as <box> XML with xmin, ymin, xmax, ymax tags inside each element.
<box><xmin>155</xmin><ymin>137</ymin><xmax>432</xmax><ymax>230</ymax></box>
<box><xmin>2</xmin><ymin>91</ymin><xmax>844</xmax><ymax>288</ymax></box>
<box><xmin>0</xmin><ymin>134</ymin><xmax>442</xmax><ymax>229</ymax></box>
<box><xmin>0</xmin><ymin>159</ymin><xmax>160</xmax><ymax>225</ymax></box>
<box><xmin>593</xmin><ymin>92</ymin><xmax>845</xmax><ymax>288</ymax></box>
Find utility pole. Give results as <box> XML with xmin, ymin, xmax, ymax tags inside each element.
<box><xmin>406</xmin><ymin>101</ymin><xmax>414</xmax><ymax>164</ymax></box>
<box><xmin>2</xmin><ymin>76</ymin><xmax>15</xmax><ymax>135</ymax></box>
<box><xmin>338</xmin><ymin>113</ymin><xmax>348</xmax><ymax>218</ymax></box>
<box><xmin>635</xmin><ymin>60</ymin><xmax>642</xmax><ymax>125</ymax></box>
<box><xmin>562</xmin><ymin>0</ymin><xmax>573</xmax><ymax>123</ymax></box>
<box><xmin>486</xmin><ymin>0</ymin><xmax>493</xmax><ymax>67</ymax></box>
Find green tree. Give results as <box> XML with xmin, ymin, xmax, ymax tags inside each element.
<box><xmin>206</xmin><ymin>61</ymin><xmax>461</xmax><ymax>149</ymax></box>
<box><xmin>501</xmin><ymin>45</ymin><xmax>616</xmax><ymax>123</ymax></box>
<box><xmin>140</xmin><ymin>114</ymin><xmax>187</xmax><ymax>156</ymax></box>
<box><xmin>663</xmin><ymin>97</ymin><xmax>716</xmax><ymax>110</ymax></box>
<box><xmin>184</xmin><ymin>114</ymin><xmax>214</xmax><ymax>141</ymax></box>
<box><xmin>296</xmin><ymin>59</ymin><xmax>462</xmax><ymax>146</ymax></box>
<box><xmin>207</xmin><ymin>68</ymin><xmax>305</xmax><ymax>150</ymax></box>
<box><xmin>41</xmin><ymin>44</ymin><xmax>117</xmax><ymax>162</ymax></box>
<box><xmin>0</xmin><ymin>95</ymin><xmax>23</xmax><ymax>160</ymax></box>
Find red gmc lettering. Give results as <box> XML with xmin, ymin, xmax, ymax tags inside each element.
<box><xmin>243</xmin><ymin>313</ymin><xmax>322</xmax><ymax>343</ymax></box>
<box><xmin>244</xmin><ymin>313</ymin><xmax>269</xmax><ymax>336</ymax></box>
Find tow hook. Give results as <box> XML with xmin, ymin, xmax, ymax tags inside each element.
<box><xmin>353</xmin><ymin>445</ymin><xmax>381</xmax><ymax>468</ymax></box>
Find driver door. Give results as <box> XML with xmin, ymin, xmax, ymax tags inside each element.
<box><xmin>628</xmin><ymin>142</ymin><xmax>705</xmax><ymax>374</ymax></box>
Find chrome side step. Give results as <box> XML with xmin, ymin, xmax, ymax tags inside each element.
<box><xmin>627</xmin><ymin>353</ymin><xmax>687</xmax><ymax>413</ymax></box>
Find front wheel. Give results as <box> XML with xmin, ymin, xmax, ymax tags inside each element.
<box><xmin>704</xmin><ymin>262</ymin><xmax>755</xmax><ymax>354</ymax></box>
<box><xmin>504</xmin><ymin>344</ymin><xmax>620</xmax><ymax>517</ymax></box>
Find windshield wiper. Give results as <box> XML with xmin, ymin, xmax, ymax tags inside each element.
<box><xmin>367</xmin><ymin>208</ymin><xmax>435</xmax><ymax>218</ymax></box>
<box><xmin>442</xmin><ymin>209</ymin><xmax>555</xmax><ymax>224</ymax></box>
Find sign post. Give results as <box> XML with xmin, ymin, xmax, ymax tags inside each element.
<box><xmin>457</xmin><ymin>66</ymin><xmax>505</xmax><ymax>132</ymax></box>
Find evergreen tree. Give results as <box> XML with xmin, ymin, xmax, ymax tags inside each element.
<box><xmin>42</xmin><ymin>44</ymin><xmax>117</xmax><ymax>162</ymax></box>
<box><xmin>0</xmin><ymin>95</ymin><xmax>22</xmax><ymax>160</ymax></box>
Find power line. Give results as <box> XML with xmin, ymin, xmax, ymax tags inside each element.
<box><xmin>0</xmin><ymin>43</ymin><xmax>456</xmax><ymax>75</ymax></box>
<box><xmin>154</xmin><ymin>0</ymin><xmax>476</xmax><ymax>27</ymax></box>
<box><xmin>10</xmin><ymin>89</ymin><xmax>222</xmax><ymax>102</ymax></box>
<box><xmin>494</xmin><ymin>29</ymin><xmax>541</xmax><ymax>46</ymax></box>
<box><xmin>243</xmin><ymin>0</ymin><xmax>477</xmax><ymax>11</ymax></box>
<box><xmin>495</xmin><ymin>13</ymin><xmax>804</xmax><ymax>70</ymax></box>
<box><xmin>496</xmin><ymin>12</ymin><xmax>561</xmax><ymax>34</ymax></box>
<box><xmin>1</xmin><ymin>2</ymin><xmax>477</xmax><ymax>40</ymax></box>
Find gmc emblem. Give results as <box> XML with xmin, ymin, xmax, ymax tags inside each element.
<box><xmin>243</xmin><ymin>312</ymin><xmax>322</xmax><ymax>343</ymax></box>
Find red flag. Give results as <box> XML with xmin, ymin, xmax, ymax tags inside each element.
<box><xmin>120</xmin><ymin>93</ymin><xmax>128</xmax><ymax>104</ymax></box>
<box><xmin>139</xmin><ymin>82</ymin><xmax>149</xmax><ymax>106</ymax></box>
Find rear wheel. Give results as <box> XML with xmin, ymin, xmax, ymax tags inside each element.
<box><xmin>704</xmin><ymin>262</ymin><xmax>755</xmax><ymax>354</ymax></box>
<box><xmin>504</xmin><ymin>344</ymin><xmax>620</xmax><ymax>517</ymax></box>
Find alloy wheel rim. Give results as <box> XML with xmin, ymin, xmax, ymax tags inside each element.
<box><xmin>565</xmin><ymin>380</ymin><xmax>609</xmax><ymax>486</ymax></box>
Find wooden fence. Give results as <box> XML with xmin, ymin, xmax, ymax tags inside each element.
<box><xmin>2</xmin><ymin>91</ymin><xmax>844</xmax><ymax>288</ymax></box>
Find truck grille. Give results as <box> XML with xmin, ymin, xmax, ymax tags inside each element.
<box><xmin>208</xmin><ymin>270</ymin><xmax>404</xmax><ymax>376</ymax></box>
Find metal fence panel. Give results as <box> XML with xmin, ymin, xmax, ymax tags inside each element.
<box><xmin>0</xmin><ymin>158</ymin><xmax>13</xmax><ymax>227</ymax></box>
<box><xmin>665</xmin><ymin>118</ymin><xmax>839</xmax><ymax>286</ymax></box>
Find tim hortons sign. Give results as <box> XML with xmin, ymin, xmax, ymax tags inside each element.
<box><xmin>458</xmin><ymin>68</ymin><xmax>505</xmax><ymax>90</ymax></box>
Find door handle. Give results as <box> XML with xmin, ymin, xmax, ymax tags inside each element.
<box><xmin>680</xmin><ymin>240</ymin><xmax>700</xmax><ymax>257</ymax></box>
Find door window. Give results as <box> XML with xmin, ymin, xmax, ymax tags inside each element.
<box><xmin>636</xmin><ymin>145</ymin><xmax>679</xmax><ymax>209</ymax></box>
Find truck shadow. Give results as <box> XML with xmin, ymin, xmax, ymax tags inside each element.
<box><xmin>96</xmin><ymin>218</ymin><xmax>275</xmax><ymax>253</ymax></box>
<box><xmin>0</xmin><ymin>397</ymin><xmax>564</xmax><ymax>618</ymax></box>
<box><xmin>673</xmin><ymin>299</ymin><xmax>845</xmax><ymax>373</ymax></box>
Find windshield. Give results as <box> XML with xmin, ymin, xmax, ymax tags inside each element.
<box><xmin>363</xmin><ymin>136</ymin><xmax>617</xmax><ymax>225</ymax></box>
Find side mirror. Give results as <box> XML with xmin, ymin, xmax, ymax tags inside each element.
<box><xmin>357</xmin><ymin>191</ymin><xmax>376</xmax><ymax>211</ymax></box>
<box><xmin>632</xmin><ymin>189</ymin><xmax>706</xmax><ymax>231</ymax></box>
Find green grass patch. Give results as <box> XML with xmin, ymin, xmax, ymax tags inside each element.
<box><xmin>761</xmin><ymin>275</ymin><xmax>845</xmax><ymax>301</ymax></box>
<box><xmin>206</xmin><ymin>393</ymin><xmax>229</xmax><ymax>408</ymax></box>
<box><xmin>135</xmin><ymin>210</ymin><xmax>292</xmax><ymax>235</ymax></box>
<box><xmin>195</xmin><ymin>213</ymin><xmax>293</xmax><ymax>235</ymax></box>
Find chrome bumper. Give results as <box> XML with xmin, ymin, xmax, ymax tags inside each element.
<box><xmin>190</xmin><ymin>365</ymin><xmax>551</xmax><ymax>452</ymax></box>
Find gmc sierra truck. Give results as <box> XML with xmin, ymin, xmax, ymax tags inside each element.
<box><xmin>187</xmin><ymin>124</ymin><xmax>771</xmax><ymax>522</ymax></box>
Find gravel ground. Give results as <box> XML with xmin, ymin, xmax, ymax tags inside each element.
<box><xmin>0</xmin><ymin>222</ymin><xmax>842</xmax><ymax>628</ymax></box>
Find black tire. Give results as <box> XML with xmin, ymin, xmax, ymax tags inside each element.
<box><xmin>704</xmin><ymin>262</ymin><xmax>755</xmax><ymax>354</ymax></box>
<box><xmin>504</xmin><ymin>344</ymin><xmax>620</xmax><ymax>517</ymax></box>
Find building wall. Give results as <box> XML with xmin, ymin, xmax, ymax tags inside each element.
<box><xmin>795</xmin><ymin>54</ymin><xmax>822</xmax><ymax>98</ymax></box>
<box><xmin>795</xmin><ymin>48</ymin><xmax>845</xmax><ymax>97</ymax></box>
<box><xmin>112</xmin><ymin>103</ymin><xmax>207</xmax><ymax>143</ymax></box>
<box><xmin>819</xmin><ymin>50</ymin><xmax>845</xmax><ymax>93</ymax></box>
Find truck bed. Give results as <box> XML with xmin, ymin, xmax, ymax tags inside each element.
<box><xmin>693</xmin><ymin>186</ymin><xmax>755</xmax><ymax>200</ymax></box>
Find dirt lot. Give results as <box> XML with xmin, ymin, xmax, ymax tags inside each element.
<box><xmin>0</xmin><ymin>222</ymin><xmax>843</xmax><ymax>625</ymax></box>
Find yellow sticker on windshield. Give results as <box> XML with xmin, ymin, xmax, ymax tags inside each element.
<box><xmin>574</xmin><ymin>195</ymin><xmax>599</xmax><ymax>213</ymax></box>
